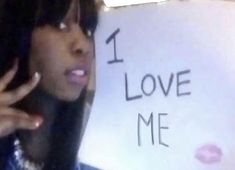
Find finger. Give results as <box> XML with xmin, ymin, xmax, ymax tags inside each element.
<box><xmin>0</xmin><ymin>110</ymin><xmax>43</xmax><ymax>137</ymax></box>
<box><xmin>0</xmin><ymin>72</ymin><xmax>41</xmax><ymax>106</ymax></box>
<box><xmin>0</xmin><ymin>59</ymin><xmax>18</xmax><ymax>92</ymax></box>
<box><xmin>15</xmin><ymin>113</ymin><xmax>43</xmax><ymax>130</ymax></box>
<box><xmin>0</xmin><ymin>107</ymin><xmax>35</xmax><ymax>117</ymax></box>
<box><xmin>0</xmin><ymin>107</ymin><xmax>43</xmax><ymax>124</ymax></box>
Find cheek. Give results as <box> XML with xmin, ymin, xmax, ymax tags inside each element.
<box><xmin>30</xmin><ymin>40</ymin><xmax>67</xmax><ymax>75</ymax></box>
<box><xmin>29</xmin><ymin>47</ymin><xmax>52</xmax><ymax>75</ymax></box>
<box><xmin>88</xmin><ymin>42</ymin><xmax>95</xmax><ymax>64</ymax></box>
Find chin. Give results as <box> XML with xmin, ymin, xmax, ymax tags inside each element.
<box><xmin>56</xmin><ymin>92</ymin><xmax>81</xmax><ymax>102</ymax></box>
<box><xmin>42</xmin><ymin>83</ymin><xmax>84</xmax><ymax>102</ymax></box>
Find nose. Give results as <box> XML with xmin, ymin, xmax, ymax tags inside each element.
<box><xmin>70</xmin><ymin>24</ymin><xmax>92</xmax><ymax>57</ymax></box>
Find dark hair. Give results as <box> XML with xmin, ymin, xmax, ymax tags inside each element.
<box><xmin>0</xmin><ymin>0</ymin><xmax>98</xmax><ymax>169</ymax></box>
<box><xmin>0</xmin><ymin>0</ymin><xmax>98</xmax><ymax>87</ymax></box>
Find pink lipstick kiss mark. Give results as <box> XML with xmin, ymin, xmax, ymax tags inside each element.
<box><xmin>195</xmin><ymin>144</ymin><xmax>223</xmax><ymax>164</ymax></box>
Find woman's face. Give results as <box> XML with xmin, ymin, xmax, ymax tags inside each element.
<box><xmin>29</xmin><ymin>0</ymin><xmax>94</xmax><ymax>101</ymax></box>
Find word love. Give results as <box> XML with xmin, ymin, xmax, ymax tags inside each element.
<box><xmin>125</xmin><ymin>70</ymin><xmax>191</xmax><ymax>101</ymax></box>
<box><xmin>106</xmin><ymin>29</ymin><xmax>191</xmax><ymax>101</ymax></box>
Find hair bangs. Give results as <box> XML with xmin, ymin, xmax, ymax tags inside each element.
<box><xmin>35</xmin><ymin>0</ymin><xmax>72</xmax><ymax>27</ymax></box>
<box><xmin>0</xmin><ymin>0</ymin><xmax>73</xmax><ymax>30</ymax></box>
<box><xmin>80</xmin><ymin>0</ymin><xmax>98</xmax><ymax>36</ymax></box>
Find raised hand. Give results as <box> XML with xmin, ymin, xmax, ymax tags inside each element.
<box><xmin>0</xmin><ymin>60</ymin><xmax>43</xmax><ymax>137</ymax></box>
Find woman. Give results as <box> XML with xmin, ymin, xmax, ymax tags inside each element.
<box><xmin>0</xmin><ymin>0</ymin><xmax>98</xmax><ymax>169</ymax></box>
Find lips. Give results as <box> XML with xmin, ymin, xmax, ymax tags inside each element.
<box><xmin>195</xmin><ymin>144</ymin><xmax>223</xmax><ymax>164</ymax></box>
<box><xmin>65</xmin><ymin>67</ymin><xmax>89</xmax><ymax>86</ymax></box>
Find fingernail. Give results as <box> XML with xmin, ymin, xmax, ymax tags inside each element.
<box><xmin>34</xmin><ymin>119</ymin><xmax>43</xmax><ymax>128</ymax></box>
<box><xmin>33</xmin><ymin>72</ymin><xmax>41</xmax><ymax>81</ymax></box>
<box><xmin>32</xmin><ymin>116</ymin><xmax>43</xmax><ymax>128</ymax></box>
<box><xmin>35</xmin><ymin>122</ymin><xmax>41</xmax><ymax>128</ymax></box>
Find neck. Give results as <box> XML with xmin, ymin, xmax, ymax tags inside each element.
<box><xmin>16</xmin><ymin>88</ymin><xmax>59</xmax><ymax>163</ymax></box>
<box><xmin>15</xmin><ymin>88</ymin><xmax>87</xmax><ymax>170</ymax></box>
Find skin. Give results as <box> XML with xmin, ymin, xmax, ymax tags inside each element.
<box><xmin>30</xmin><ymin>0</ymin><xmax>93</xmax><ymax>102</ymax></box>
<box><xmin>0</xmin><ymin>60</ymin><xmax>42</xmax><ymax>138</ymax></box>
<box><xmin>0</xmin><ymin>0</ymin><xmax>94</xmax><ymax>162</ymax></box>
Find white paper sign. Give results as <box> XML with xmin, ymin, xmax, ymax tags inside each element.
<box><xmin>103</xmin><ymin>0</ymin><xmax>166</xmax><ymax>7</ymax></box>
<box><xmin>80</xmin><ymin>1</ymin><xmax>235</xmax><ymax>170</ymax></box>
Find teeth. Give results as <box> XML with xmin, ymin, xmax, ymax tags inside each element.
<box><xmin>71</xmin><ymin>70</ymin><xmax>85</xmax><ymax>76</ymax></box>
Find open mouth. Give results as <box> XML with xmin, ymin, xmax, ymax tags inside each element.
<box><xmin>70</xmin><ymin>69</ymin><xmax>87</xmax><ymax>76</ymax></box>
<box><xmin>65</xmin><ymin>68</ymin><xmax>89</xmax><ymax>86</ymax></box>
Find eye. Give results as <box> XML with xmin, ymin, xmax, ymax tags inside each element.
<box><xmin>86</xmin><ymin>29</ymin><xmax>92</xmax><ymax>37</ymax></box>
<box><xmin>59</xmin><ymin>22</ymin><xmax>68</xmax><ymax>31</ymax></box>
